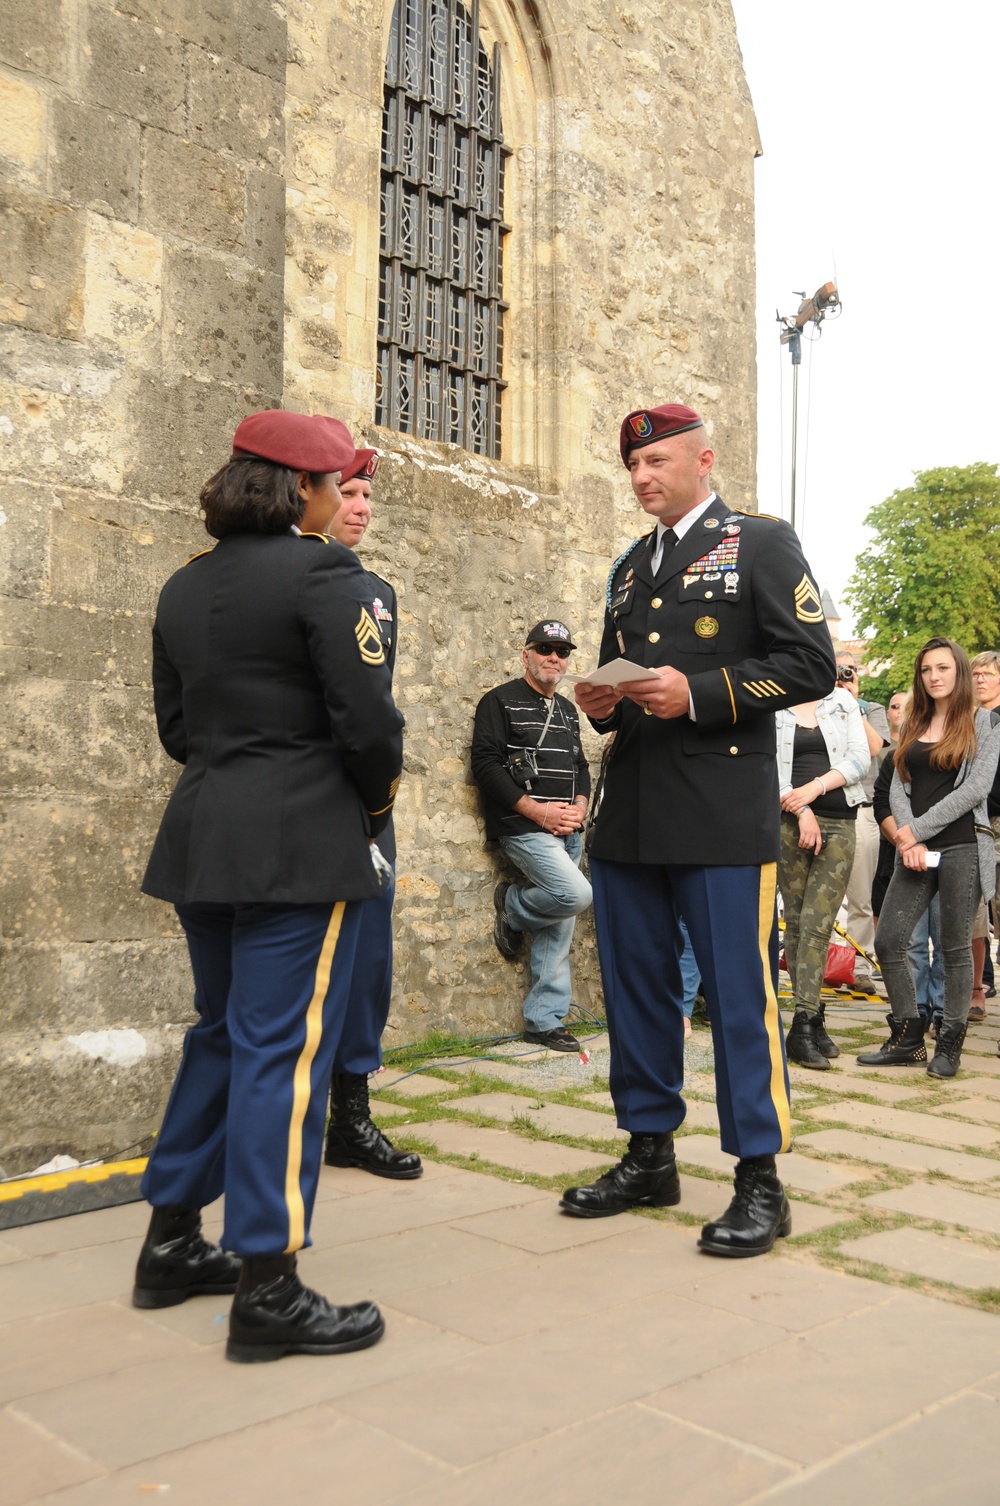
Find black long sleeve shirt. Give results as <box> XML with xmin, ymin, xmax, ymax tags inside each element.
<box><xmin>471</xmin><ymin>678</ymin><xmax>591</xmax><ymax>839</ymax></box>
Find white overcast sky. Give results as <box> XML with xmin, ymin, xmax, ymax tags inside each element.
<box><xmin>729</xmin><ymin>0</ymin><xmax>998</xmax><ymax>635</ymax></box>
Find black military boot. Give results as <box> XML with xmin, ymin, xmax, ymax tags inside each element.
<box><xmin>132</xmin><ymin>1205</ymin><xmax>242</xmax><ymax>1309</ymax></box>
<box><xmin>698</xmin><ymin>1156</ymin><xmax>791</xmax><ymax>1258</ymax></box>
<box><xmin>927</xmin><ymin>1021</ymin><xmax>968</xmax><ymax>1079</ymax></box>
<box><xmin>324</xmin><ymin>1072</ymin><xmax>423</xmax><ymax>1180</ymax></box>
<box><xmin>813</xmin><ymin>1001</ymin><xmax>840</xmax><ymax>1058</ymax></box>
<box><xmin>784</xmin><ymin>1009</ymin><xmax>831</xmax><ymax>1070</ymax></box>
<box><xmin>856</xmin><ymin>1014</ymin><xmax>927</xmax><ymax>1066</ymax></box>
<box><xmin>226</xmin><ymin>1254</ymin><xmax>384</xmax><ymax>1363</ymax></box>
<box><xmin>559</xmin><ymin>1133</ymin><xmax>680</xmax><ymax>1217</ymax></box>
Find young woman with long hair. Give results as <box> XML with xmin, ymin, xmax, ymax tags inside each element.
<box><xmin>860</xmin><ymin>638</ymin><xmax>1000</xmax><ymax>1077</ymax></box>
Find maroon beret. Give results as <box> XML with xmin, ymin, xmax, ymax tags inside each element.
<box><xmin>340</xmin><ymin>448</ymin><xmax>380</xmax><ymax>484</ymax></box>
<box><xmin>619</xmin><ymin>403</ymin><xmax>704</xmax><ymax>466</ymax></box>
<box><xmin>231</xmin><ymin>410</ymin><xmax>355</xmax><ymax>474</ymax></box>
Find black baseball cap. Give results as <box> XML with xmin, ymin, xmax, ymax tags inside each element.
<box><xmin>525</xmin><ymin>620</ymin><xmax>577</xmax><ymax>650</ymax></box>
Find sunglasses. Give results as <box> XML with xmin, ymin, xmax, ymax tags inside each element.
<box><xmin>529</xmin><ymin>643</ymin><xmax>572</xmax><ymax>659</ymax></box>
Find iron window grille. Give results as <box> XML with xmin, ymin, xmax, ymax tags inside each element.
<box><xmin>377</xmin><ymin>0</ymin><xmax>510</xmax><ymax>457</ymax></box>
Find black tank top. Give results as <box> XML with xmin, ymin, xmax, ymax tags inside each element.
<box><xmin>907</xmin><ymin>740</ymin><xmax>975</xmax><ymax>847</ymax></box>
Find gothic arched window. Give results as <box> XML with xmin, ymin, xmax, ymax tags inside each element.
<box><xmin>376</xmin><ymin>0</ymin><xmax>509</xmax><ymax>457</ymax></box>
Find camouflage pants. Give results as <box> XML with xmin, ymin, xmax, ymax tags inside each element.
<box><xmin>779</xmin><ymin>813</ymin><xmax>857</xmax><ymax>1017</ymax></box>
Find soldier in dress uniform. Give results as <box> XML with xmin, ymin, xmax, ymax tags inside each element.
<box><xmin>132</xmin><ymin>410</ymin><xmax>405</xmax><ymax>1361</ymax></box>
<box><xmin>562</xmin><ymin>403</ymin><xmax>836</xmax><ymax>1256</ymax></box>
<box><xmin>296</xmin><ymin>446</ymin><xmax>421</xmax><ymax>1179</ymax></box>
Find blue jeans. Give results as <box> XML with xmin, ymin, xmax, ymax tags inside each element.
<box><xmin>907</xmin><ymin>893</ymin><xmax>944</xmax><ymax>1027</ymax></box>
<box><xmin>498</xmin><ymin>831</ymin><xmax>593</xmax><ymax>1033</ymax></box>
<box><xmin>678</xmin><ymin>916</ymin><xmax>700</xmax><ymax>1018</ymax></box>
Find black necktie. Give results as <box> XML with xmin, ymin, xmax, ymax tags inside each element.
<box><xmin>653</xmin><ymin>527</ymin><xmax>676</xmax><ymax>575</ymax></box>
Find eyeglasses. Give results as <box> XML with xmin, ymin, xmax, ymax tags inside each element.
<box><xmin>529</xmin><ymin>644</ymin><xmax>572</xmax><ymax>659</ymax></box>
<box><xmin>973</xmin><ymin>670</ymin><xmax>999</xmax><ymax>679</ymax></box>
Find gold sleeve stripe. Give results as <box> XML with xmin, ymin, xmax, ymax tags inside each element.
<box><xmin>368</xmin><ymin>800</ymin><xmax>396</xmax><ymax>816</ymax></box>
<box><xmin>284</xmin><ymin>902</ymin><xmax>346</xmax><ymax>1252</ymax></box>
<box><xmin>722</xmin><ymin>667</ymin><xmax>737</xmax><ymax>724</ymax></box>
<box><xmin>745</xmin><ymin>683</ymin><xmax>765</xmax><ymax>698</ymax></box>
<box><xmin>765</xmin><ymin>680</ymin><xmax>785</xmax><ymax>694</ymax></box>
<box><xmin>388</xmin><ymin>775</ymin><xmax>400</xmax><ymax>800</ymax></box>
<box><xmin>185</xmin><ymin>548</ymin><xmax>213</xmax><ymax>565</ymax></box>
<box><xmin>355</xmin><ymin>607</ymin><xmax>386</xmax><ymax>665</ymax></box>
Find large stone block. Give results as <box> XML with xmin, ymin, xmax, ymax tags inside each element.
<box><xmin>122</xmin><ymin>372</ymin><xmax>276</xmax><ymax>505</ymax></box>
<box><xmin>84</xmin><ymin>5</ymin><xmax>187</xmax><ymax>132</ymax></box>
<box><xmin>48</xmin><ymin>99</ymin><xmax>141</xmax><ymax>222</ymax></box>
<box><xmin>0</xmin><ymin>325</ymin><xmax>121</xmax><ymax>402</ymax></box>
<box><xmin>0</xmin><ymin>795</ymin><xmax>169</xmax><ymax>943</ymax></box>
<box><xmin>0</xmin><ymin>596</ymin><xmax>153</xmax><ymax>687</ymax></box>
<box><xmin>48</xmin><ymin>499</ymin><xmax>194</xmax><ymax>616</ymax></box>
<box><xmin>112</xmin><ymin>0</ymin><xmax>237</xmax><ymax>55</ymax></box>
<box><xmin>0</xmin><ymin>0</ymin><xmax>68</xmax><ymax>84</ymax></box>
<box><xmin>0</xmin><ymin>381</ymin><xmax>125</xmax><ymax>495</ymax></box>
<box><xmin>0</xmin><ymin>189</ymin><xmax>84</xmax><ymax>338</ymax></box>
<box><xmin>0</xmin><ymin>936</ymin><xmax>190</xmax><ymax>1035</ymax></box>
<box><xmin>188</xmin><ymin>48</ymin><xmax>284</xmax><ymax>169</ymax></box>
<box><xmin>244</xmin><ymin>169</ymin><xmax>286</xmax><ymax>276</ymax></box>
<box><xmin>141</xmin><ymin>131</ymin><xmax>247</xmax><ymax>253</ymax></box>
<box><xmin>163</xmin><ymin>246</ymin><xmax>283</xmax><ymax>392</ymax></box>
<box><xmin>0</xmin><ymin>679</ymin><xmax>172</xmax><ymax>797</ymax></box>
<box><xmin>82</xmin><ymin>215</ymin><xmax>162</xmax><ymax>354</ymax></box>
<box><xmin>0</xmin><ymin>476</ymin><xmax>50</xmax><ymax>600</ymax></box>
<box><xmin>0</xmin><ymin>76</ymin><xmax>44</xmax><ymax>183</ymax></box>
<box><xmin>236</xmin><ymin>0</ymin><xmax>287</xmax><ymax>82</ymax></box>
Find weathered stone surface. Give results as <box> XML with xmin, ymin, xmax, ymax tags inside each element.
<box><xmin>187</xmin><ymin>49</ymin><xmax>284</xmax><ymax>169</ymax></box>
<box><xmin>0</xmin><ymin>76</ymin><xmax>45</xmax><ymax>184</ymax></box>
<box><xmin>0</xmin><ymin>680</ymin><xmax>172</xmax><ymax>797</ymax></box>
<box><xmin>0</xmin><ymin>936</ymin><xmax>190</xmax><ymax>1035</ymax></box>
<box><xmin>446</xmin><ymin>1094</ymin><xmax>629</xmax><ymax>1143</ymax></box>
<box><xmin>141</xmin><ymin>132</ymin><xmax>247</xmax><ymax>253</ymax></box>
<box><xmin>162</xmin><ymin>247</ymin><xmax>283</xmax><ymax>392</ymax></box>
<box><xmin>0</xmin><ymin>598</ymin><xmax>152</xmax><ymax>687</ymax></box>
<box><xmin>799</xmin><ymin>1099</ymin><xmax>1000</xmax><ymax>1150</ymax></box>
<box><xmin>0</xmin><ymin>0</ymin><xmax>68</xmax><ymax>84</ymax></box>
<box><xmin>0</xmin><ymin>478</ymin><xmax>50</xmax><ymax>600</ymax></box>
<box><xmin>0</xmin><ymin>382</ymin><xmax>125</xmax><ymax>495</ymax></box>
<box><xmin>244</xmin><ymin>169</ymin><xmax>286</xmax><ymax>275</ymax></box>
<box><xmin>412</xmin><ymin>1120</ymin><xmax>616</xmax><ymax>1177</ymax></box>
<box><xmin>48</xmin><ymin>501</ymin><xmax>194</xmax><ymax>617</ymax></box>
<box><xmin>797</xmin><ymin>1129</ymin><xmax>1000</xmax><ymax>1185</ymax></box>
<box><xmin>83</xmin><ymin>5</ymin><xmax>187</xmax><ymax>133</ymax></box>
<box><xmin>48</xmin><ymin>100</ymin><xmax>141</xmax><ymax>222</ymax></box>
<box><xmin>839</xmin><ymin>1228</ymin><xmax>1000</xmax><ymax>1290</ymax></box>
<box><xmin>863</xmin><ymin>1182</ymin><xmax>1000</xmax><ymax>1238</ymax></box>
<box><xmin>83</xmin><ymin>215</ymin><xmax>162</xmax><ymax>355</ymax></box>
<box><xmin>0</xmin><ymin>190</ymin><xmax>84</xmax><ymax>337</ymax></box>
<box><xmin>121</xmin><ymin>374</ymin><xmax>274</xmax><ymax>507</ymax></box>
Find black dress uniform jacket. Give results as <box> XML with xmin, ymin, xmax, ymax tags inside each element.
<box><xmin>589</xmin><ymin>495</ymin><xmax>836</xmax><ymax>867</ymax></box>
<box><xmin>364</xmin><ymin>566</ymin><xmax>398</xmax><ymax>865</ymax></box>
<box><xmin>143</xmin><ymin>532</ymin><xmax>405</xmax><ymax>905</ymax></box>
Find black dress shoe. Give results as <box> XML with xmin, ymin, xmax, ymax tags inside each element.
<box><xmin>523</xmin><ymin>1026</ymin><xmax>580</xmax><ymax>1053</ymax></box>
<box><xmin>698</xmin><ymin>1156</ymin><xmax>791</xmax><ymax>1258</ymax></box>
<box><xmin>325</xmin><ymin>1072</ymin><xmax>422</xmax><ymax>1179</ymax></box>
<box><xmin>784</xmin><ymin>1010</ymin><xmax>831</xmax><ymax>1070</ymax></box>
<box><xmin>493</xmin><ymin>880</ymin><xmax>524</xmax><ymax>959</ymax></box>
<box><xmin>132</xmin><ymin>1205</ymin><xmax>242</xmax><ymax>1309</ymax></box>
<box><xmin>226</xmin><ymin>1254</ymin><xmax>384</xmax><ymax>1363</ymax></box>
<box><xmin>560</xmin><ymin>1133</ymin><xmax>680</xmax><ymax>1217</ymax></box>
<box><xmin>856</xmin><ymin>1013</ymin><xmax>927</xmax><ymax>1066</ymax></box>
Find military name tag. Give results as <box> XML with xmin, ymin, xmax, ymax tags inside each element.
<box><xmin>695</xmin><ymin>616</ymin><xmax>719</xmax><ymax>639</ymax></box>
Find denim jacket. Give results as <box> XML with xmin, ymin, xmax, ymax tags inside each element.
<box><xmin>775</xmin><ymin>689</ymin><xmax>870</xmax><ymax>807</ymax></box>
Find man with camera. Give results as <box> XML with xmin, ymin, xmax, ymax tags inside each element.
<box><xmin>471</xmin><ymin>622</ymin><xmax>593</xmax><ymax>1051</ymax></box>
<box><xmin>835</xmin><ymin>651</ymin><xmax>889</xmax><ymax>989</ymax></box>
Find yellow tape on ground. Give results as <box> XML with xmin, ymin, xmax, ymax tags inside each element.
<box><xmin>0</xmin><ymin>1158</ymin><xmax>148</xmax><ymax>1203</ymax></box>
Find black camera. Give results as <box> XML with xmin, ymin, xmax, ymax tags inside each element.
<box><xmin>506</xmin><ymin>748</ymin><xmax>539</xmax><ymax>789</ymax></box>
<box><xmin>837</xmin><ymin>666</ymin><xmax>856</xmax><ymax>682</ymax></box>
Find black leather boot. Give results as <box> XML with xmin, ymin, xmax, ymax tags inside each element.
<box><xmin>324</xmin><ymin>1072</ymin><xmax>422</xmax><ymax>1179</ymax></box>
<box><xmin>698</xmin><ymin>1156</ymin><xmax>791</xmax><ymax>1257</ymax></box>
<box><xmin>559</xmin><ymin>1133</ymin><xmax>680</xmax><ymax>1217</ymax></box>
<box><xmin>927</xmin><ymin>1021</ymin><xmax>968</xmax><ymax>1079</ymax></box>
<box><xmin>857</xmin><ymin>1014</ymin><xmax>927</xmax><ymax>1066</ymax></box>
<box><xmin>226</xmin><ymin>1254</ymin><xmax>384</xmax><ymax>1363</ymax></box>
<box><xmin>813</xmin><ymin>1002</ymin><xmax>840</xmax><ymax>1058</ymax></box>
<box><xmin>132</xmin><ymin>1205</ymin><xmax>241</xmax><ymax>1309</ymax></box>
<box><xmin>784</xmin><ymin>1009</ymin><xmax>831</xmax><ymax>1070</ymax></box>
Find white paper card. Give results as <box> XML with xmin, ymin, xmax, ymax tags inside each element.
<box><xmin>560</xmin><ymin>658</ymin><xmax>661</xmax><ymax>687</ymax></box>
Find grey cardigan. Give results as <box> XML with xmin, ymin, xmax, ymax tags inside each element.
<box><xmin>889</xmin><ymin>707</ymin><xmax>1000</xmax><ymax>901</ymax></box>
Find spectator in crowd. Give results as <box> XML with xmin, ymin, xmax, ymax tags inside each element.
<box><xmin>860</xmin><ymin>638</ymin><xmax>1000</xmax><ymax>1078</ymax></box>
<box><xmin>776</xmin><ymin>688</ymin><xmax>869</xmax><ymax>1068</ymax></box>
<box><xmin>834</xmin><ymin>651</ymin><xmax>889</xmax><ymax>989</ymax></box>
<box><xmin>968</xmin><ymin>652</ymin><xmax>1000</xmax><ymax>1018</ymax></box>
<box><xmin>471</xmin><ymin>622</ymin><xmax>593</xmax><ymax>1052</ymax></box>
<box><xmin>872</xmin><ymin>690</ymin><xmax>909</xmax><ymax>918</ymax></box>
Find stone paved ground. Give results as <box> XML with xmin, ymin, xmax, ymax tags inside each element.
<box><xmin>5</xmin><ymin>994</ymin><xmax>1000</xmax><ymax>1504</ymax></box>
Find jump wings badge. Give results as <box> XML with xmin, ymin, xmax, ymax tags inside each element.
<box><xmin>355</xmin><ymin>606</ymin><xmax>386</xmax><ymax>665</ymax></box>
<box><xmin>793</xmin><ymin>574</ymin><xmax>824</xmax><ymax>624</ymax></box>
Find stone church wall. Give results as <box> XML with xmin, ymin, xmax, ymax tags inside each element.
<box><xmin>0</xmin><ymin>0</ymin><xmax>759</xmax><ymax>1171</ymax></box>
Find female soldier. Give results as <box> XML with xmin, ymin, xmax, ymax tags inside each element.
<box><xmin>131</xmin><ymin>411</ymin><xmax>404</xmax><ymax>1362</ymax></box>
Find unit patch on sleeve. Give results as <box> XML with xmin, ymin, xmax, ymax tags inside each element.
<box><xmin>793</xmin><ymin>574</ymin><xmax>824</xmax><ymax>623</ymax></box>
<box><xmin>355</xmin><ymin>606</ymin><xmax>386</xmax><ymax>665</ymax></box>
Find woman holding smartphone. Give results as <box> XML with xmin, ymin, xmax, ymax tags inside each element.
<box><xmin>860</xmin><ymin>638</ymin><xmax>1000</xmax><ymax>1077</ymax></box>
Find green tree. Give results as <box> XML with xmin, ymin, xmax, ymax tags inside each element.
<box><xmin>846</xmin><ymin>462</ymin><xmax>1000</xmax><ymax>691</ymax></box>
